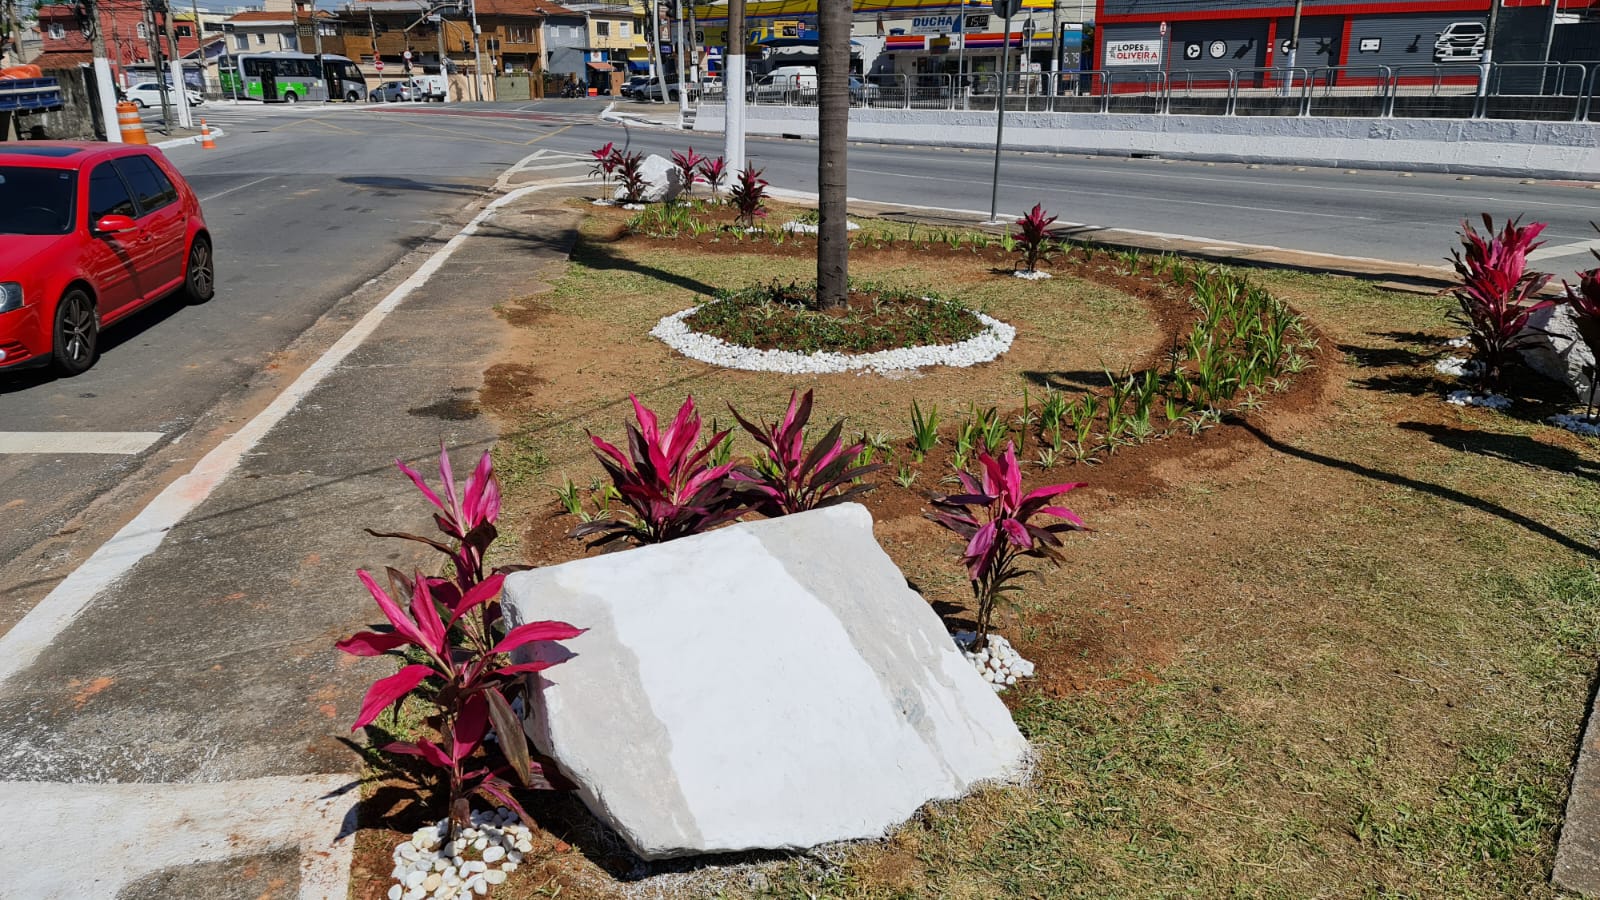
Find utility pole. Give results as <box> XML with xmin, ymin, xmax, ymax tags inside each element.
<box><xmin>674</xmin><ymin>0</ymin><xmax>688</xmax><ymax>121</ymax></box>
<box><xmin>723</xmin><ymin>0</ymin><xmax>745</xmax><ymax>173</ymax></box>
<box><xmin>85</xmin><ymin>0</ymin><xmax>122</xmax><ymax>139</ymax></box>
<box><xmin>1478</xmin><ymin>0</ymin><xmax>1501</xmax><ymax>112</ymax></box>
<box><xmin>144</xmin><ymin>1</ymin><xmax>174</xmax><ymax>132</ymax></box>
<box><xmin>650</xmin><ymin>0</ymin><xmax>667</xmax><ymax>103</ymax></box>
<box><xmin>686</xmin><ymin>0</ymin><xmax>697</xmax><ymax>83</ymax></box>
<box><xmin>987</xmin><ymin>0</ymin><xmax>1013</xmax><ymax>222</ymax></box>
<box><xmin>312</xmin><ymin>4</ymin><xmax>325</xmax><ymax>101</ymax></box>
<box><xmin>160</xmin><ymin>0</ymin><xmax>192</xmax><ymax>125</ymax></box>
<box><xmin>468</xmin><ymin>0</ymin><xmax>484</xmax><ymax>100</ymax></box>
<box><xmin>1282</xmin><ymin>0</ymin><xmax>1303</xmax><ymax>96</ymax></box>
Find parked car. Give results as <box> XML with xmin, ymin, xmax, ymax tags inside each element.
<box><xmin>638</xmin><ymin>75</ymin><xmax>699</xmax><ymax>102</ymax></box>
<box><xmin>0</xmin><ymin>142</ymin><xmax>212</xmax><ymax>375</ymax></box>
<box><xmin>699</xmin><ymin>74</ymin><xmax>723</xmax><ymax>97</ymax></box>
<box><xmin>620</xmin><ymin>75</ymin><xmax>651</xmax><ymax>99</ymax></box>
<box><xmin>410</xmin><ymin>74</ymin><xmax>447</xmax><ymax>101</ymax></box>
<box><xmin>849</xmin><ymin>76</ymin><xmax>881</xmax><ymax>103</ymax></box>
<box><xmin>748</xmin><ymin>66</ymin><xmax>817</xmax><ymax>102</ymax></box>
<box><xmin>123</xmin><ymin>81</ymin><xmax>204</xmax><ymax>109</ymax></box>
<box><xmin>369</xmin><ymin>80</ymin><xmax>414</xmax><ymax>102</ymax></box>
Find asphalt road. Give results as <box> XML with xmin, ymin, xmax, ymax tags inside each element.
<box><xmin>3</xmin><ymin>97</ymin><xmax>1598</xmax><ymax>622</ymax></box>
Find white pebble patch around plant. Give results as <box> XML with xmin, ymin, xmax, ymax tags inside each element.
<box><xmin>1012</xmin><ymin>270</ymin><xmax>1053</xmax><ymax>281</ymax></box>
<box><xmin>1434</xmin><ymin>356</ymin><xmax>1484</xmax><ymax>378</ymax></box>
<box><xmin>953</xmin><ymin>631</ymin><xmax>1036</xmax><ymax>692</ymax></box>
<box><xmin>590</xmin><ymin>198</ymin><xmax>615</xmax><ymax>207</ymax></box>
<box><xmin>1550</xmin><ymin>413</ymin><xmax>1600</xmax><ymax>437</ymax></box>
<box><xmin>1446</xmin><ymin>390</ymin><xmax>1513</xmax><ymax>410</ymax></box>
<box><xmin>388</xmin><ymin>808</ymin><xmax>534</xmax><ymax>900</ymax></box>
<box><xmin>650</xmin><ymin>304</ymin><xmax>1016</xmax><ymax>375</ymax></box>
<box><xmin>1446</xmin><ymin>336</ymin><xmax>1471</xmax><ymax>349</ymax></box>
<box><xmin>781</xmin><ymin>220</ymin><xmax>861</xmax><ymax>234</ymax></box>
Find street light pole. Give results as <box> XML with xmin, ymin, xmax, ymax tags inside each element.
<box><xmin>987</xmin><ymin>1</ymin><xmax>1012</xmax><ymax>223</ymax></box>
<box><xmin>1282</xmin><ymin>0</ymin><xmax>1303</xmax><ymax>96</ymax></box>
<box><xmin>469</xmin><ymin>0</ymin><xmax>484</xmax><ymax>100</ymax></box>
<box><xmin>724</xmin><ymin>0</ymin><xmax>746</xmax><ymax>174</ymax></box>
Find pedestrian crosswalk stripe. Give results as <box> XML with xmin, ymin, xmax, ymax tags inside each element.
<box><xmin>0</xmin><ymin>432</ymin><xmax>163</xmax><ymax>455</ymax></box>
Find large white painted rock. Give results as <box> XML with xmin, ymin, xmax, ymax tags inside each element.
<box><xmin>1521</xmin><ymin>303</ymin><xmax>1595</xmax><ymax>402</ymax></box>
<box><xmin>612</xmin><ymin>153</ymin><xmax>682</xmax><ymax>204</ymax></box>
<box><xmin>502</xmin><ymin>503</ymin><xmax>1028</xmax><ymax>860</ymax></box>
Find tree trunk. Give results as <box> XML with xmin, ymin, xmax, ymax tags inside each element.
<box><xmin>815</xmin><ymin>0</ymin><xmax>850</xmax><ymax>309</ymax></box>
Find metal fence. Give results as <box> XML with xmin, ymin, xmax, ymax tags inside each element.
<box><xmin>737</xmin><ymin>61</ymin><xmax>1600</xmax><ymax>122</ymax></box>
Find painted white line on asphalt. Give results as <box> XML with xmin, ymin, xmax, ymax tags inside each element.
<box><xmin>0</xmin><ymin>179</ymin><xmax>588</xmax><ymax>688</ymax></box>
<box><xmin>0</xmin><ymin>775</ymin><xmax>355</xmax><ymax>899</ymax></box>
<box><xmin>765</xmin><ymin>185</ymin><xmax>1451</xmax><ymax>274</ymax></box>
<box><xmin>1530</xmin><ymin>237</ymin><xmax>1600</xmax><ymax>262</ymax></box>
<box><xmin>199</xmin><ymin>175</ymin><xmax>273</xmax><ymax>204</ymax></box>
<box><xmin>0</xmin><ymin>432</ymin><xmax>162</xmax><ymax>455</ymax></box>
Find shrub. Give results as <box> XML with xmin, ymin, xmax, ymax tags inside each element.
<box><xmin>1450</xmin><ymin>214</ymin><xmax>1556</xmax><ymax>391</ymax></box>
<box><xmin>1015</xmin><ymin>203</ymin><xmax>1058</xmax><ymax>273</ymax></box>
<box><xmin>728</xmin><ymin>165</ymin><xmax>769</xmax><ymax>227</ymax></box>
<box><xmin>616</xmin><ymin>151</ymin><xmax>648</xmax><ymax>205</ymax></box>
<box><xmin>588</xmin><ymin>142</ymin><xmax>619</xmax><ymax>190</ymax></box>
<box><xmin>572</xmin><ymin>395</ymin><xmax>746</xmax><ymax>546</ymax></box>
<box><xmin>927</xmin><ymin>442</ymin><xmax>1086</xmax><ymax>650</ymax></box>
<box><xmin>339</xmin><ymin>449</ymin><xmax>584</xmax><ymax>839</ymax></box>
<box><xmin>671</xmin><ymin>148</ymin><xmax>705</xmax><ymax>197</ymax></box>
<box><xmin>1563</xmin><ymin>260</ymin><xmax>1600</xmax><ymax>416</ymax></box>
<box><xmin>698</xmin><ymin>155</ymin><xmax>728</xmax><ymax>193</ymax></box>
<box><xmin>730</xmin><ymin>389</ymin><xmax>883</xmax><ymax>516</ymax></box>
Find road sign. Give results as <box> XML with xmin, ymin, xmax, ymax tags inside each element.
<box><xmin>991</xmin><ymin>0</ymin><xmax>1017</xmax><ymax>20</ymax></box>
<box><xmin>375</xmin><ymin>59</ymin><xmax>384</xmax><ymax>72</ymax></box>
<box><xmin>403</xmin><ymin>50</ymin><xmax>412</xmax><ymax>61</ymax></box>
<box><xmin>1184</xmin><ymin>42</ymin><xmax>1201</xmax><ymax>60</ymax></box>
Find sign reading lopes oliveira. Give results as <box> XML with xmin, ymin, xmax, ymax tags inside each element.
<box><xmin>1106</xmin><ymin>39</ymin><xmax>1162</xmax><ymax>65</ymax></box>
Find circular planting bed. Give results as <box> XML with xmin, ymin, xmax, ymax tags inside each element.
<box><xmin>651</xmin><ymin>281</ymin><xmax>1016</xmax><ymax>375</ymax></box>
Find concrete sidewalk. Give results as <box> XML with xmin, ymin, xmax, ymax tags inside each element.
<box><xmin>0</xmin><ymin>183</ymin><xmax>586</xmax><ymax>898</ymax></box>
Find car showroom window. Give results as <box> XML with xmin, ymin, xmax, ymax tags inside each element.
<box><xmin>88</xmin><ymin>164</ymin><xmax>137</xmax><ymax>221</ymax></box>
<box><xmin>115</xmin><ymin>156</ymin><xmax>179</xmax><ymax>214</ymax></box>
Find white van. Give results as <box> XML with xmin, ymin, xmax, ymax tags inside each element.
<box><xmin>409</xmin><ymin>74</ymin><xmax>447</xmax><ymax>101</ymax></box>
<box><xmin>749</xmin><ymin>65</ymin><xmax>817</xmax><ymax>102</ymax></box>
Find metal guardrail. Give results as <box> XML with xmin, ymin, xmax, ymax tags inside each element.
<box><xmin>733</xmin><ymin>61</ymin><xmax>1600</xmax><ymax>121</ymax></box>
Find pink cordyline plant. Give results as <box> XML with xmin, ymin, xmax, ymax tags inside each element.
<box><xmin>588</xmin><ymin>142</ymin><xmax>619</xmax><ymax>192</ymax></box>
<box><xmin>698</xmin><ymin>156</ymin><xmax>728</xmax><ymax>193</ymax></box>
<box><xmin>1450</xmin><ymin>214</ymin><xmax>1556</xmax><ymax>391</ymax></box>
<box><xmin>728</xmin><ymin>165</ymin><xmax>769</xmax><ymax>227</ymax></box>
<box><xmin>1563</xmin><ymin>256</ymin><xmax>1600</xmax><ymax>417</ymax></box>
<box><xmin>927</xmin><ymin>442</ymin><xmax>1086</xmax><ymax>650</ymax></box>
<box><xmin>1014</xmin><ymin>203</ymin><xmax>1059</xmax><ymax>274</ymax></box>
<box><xmin>671</xmin><ymin>148</ymin><xmax>705</xmax><ymax>197</ymax></box>
<box><xmin>341</xmin><ymin>448</ymin><xmax>585</xmax><ymax>840</ymax></box>
<box><xmin>572</xmin><ymin>395</ymin><xmax>746</xmax><ymax>546</ymax></box>
<box><xmin>729</xmin><ymin>389</ymin><xmax>883</xmax><ymax>516</ymax></box>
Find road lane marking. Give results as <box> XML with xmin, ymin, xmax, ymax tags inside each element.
<box><xmin>1530</xmin><ymin>237</ymin><xmax>1600</xmax><ymax>262</ymax></box>
<box><xmin>199</xmin><ymin>176</ymin><xmax>272</xmax><ymax>203</ymax></box>
<box><xmin>0</xmin><ymin>432</ymin><xmax>163</xmax><ymax>455</ymax></box>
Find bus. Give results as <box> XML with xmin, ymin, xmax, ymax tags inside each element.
<box><xmin>219</xmin><ymin>52</ymin><xmax>366</xmax><ymax>103</ymax></box>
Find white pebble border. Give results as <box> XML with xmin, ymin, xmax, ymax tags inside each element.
<box><xmin>1550</xmin><ymin>413</ymin><xmax>1600</xmax><ymax>437</ymax></box>
<box><xmin>1013</xmin><ymin>269</ymin><xmax>1053</xmax><ymax>281</ymax></box>
<box><xmin>952</xmin><ymin>631</ymin><xmax>1035</xmax><ymax>692</ymax></box>
<box><xmin>1434</xmin><ymin>356</ymin><xmax>1485</xmax><ymax>378</ymax></box>
<box><xmin>780</xmin><ymin>220</ymin><xmax>861</xmax><ymax>234</ymax></box>
<box><xmin>590</xmin><ymin>198</ymin><xmax>615</xmax><ymax>207</ymax></box>
<box><xmin>1446</xmin><ymin>336</ymin><xmax>1471</xmax><ymax>349</ymax></box>
<box><xmin>621</xmin><ymin>202</ymin><xmax>646</xmax><ymax>210</ymax></box>
<box><xmin>1446</xmin><ymin>390</ymin><xmax>1513</xmax><ymax>410</ymax></box>
<box><xmin>650</xmin><ymin>303</ymin><xmax>1016</xmax><ymax>375</ymax></box>
<box><xmin>388</xmin><ymin>808</ymin><xmax>533</xmax><ymax>900</ymax></box>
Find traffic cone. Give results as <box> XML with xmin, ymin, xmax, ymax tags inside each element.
<box><xmin>199</xmin><ymin>119</ymin><xmax>215</xmax><ymax>150</ymax></box>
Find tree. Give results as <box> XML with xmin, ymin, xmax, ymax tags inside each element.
<box><xmin>815</xmin><ymin>0</ymin><xmax>850</xmax><ymax>308</ymax></box>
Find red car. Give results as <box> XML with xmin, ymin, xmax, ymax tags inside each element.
<box><xmin>0</xmin><ymin>142</ymin><xmax>212</xmax><ymax>375</ymax></box>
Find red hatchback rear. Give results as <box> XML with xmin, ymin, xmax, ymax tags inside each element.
<box><xmin>0</xmin><ymin>142</ymin><xmax>212</xmax><ymax>375</ymax></box>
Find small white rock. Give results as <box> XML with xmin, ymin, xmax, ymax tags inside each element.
<box><xmin>483</xmin><ymin>869</ymin><xmax>508</xmax><ymax>885</ymax></box>
<box><xmin>389</xmin><ymin>884</ymin><xmax>403</xmax><ymax>900</ymax></box>
<box><xmin>502</xmin><ymin>861</ymin><xmax>518</xmax><ymax>873</ymax></box>
<box><xmin>404</xmin><ymin>870</ymin><xmax>426</xmax><ymax>890</ymax></box>
<box><xmin>507</xmin><ymin>849</ymin><xmax>523</xmax><ymax>864</ymax></box>
<box><xmin>482</xmin><ymin>846</ymin><xmax>506</xmax><ymax>863</ymax></box>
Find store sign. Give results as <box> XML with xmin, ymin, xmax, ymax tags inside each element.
<box><xmin>1106</xmin><ymin>39</ymin><xmax>1162</xmax><ymax>66</ymax></box>
<box><xmin>910</xmin><ymin>13</ymin><xmax>961</xmax><ymax>35</ymax></box>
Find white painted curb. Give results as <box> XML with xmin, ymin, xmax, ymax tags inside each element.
<box><xmin>154</xmin><ymin>126</ymin><xmax>225</xmax><ymax>150</ymax></box>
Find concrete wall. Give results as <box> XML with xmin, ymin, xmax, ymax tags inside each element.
<box><xmin>23</xmin><ymin>65</ymin><xmax>100</xmax><ymax>140</ymax></box>
<box><xmin>691</xmin><ymin>104</ymin><xmax>1600</xmax><ymax>179</ymax></box>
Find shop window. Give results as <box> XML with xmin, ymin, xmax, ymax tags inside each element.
<box><xmin>596</xmin><ymin>21</ymin><xmax>609</xmax><ymax>37</ymax></box>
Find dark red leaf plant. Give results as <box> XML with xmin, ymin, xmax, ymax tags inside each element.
<box><xmin>698</xmin><ymin>155</ymin><xmax>729</xmax><ymax>193</ymax></box>
<box><xmin>588</xmin><ymin>141</ymin><xmax>620</xmax><ymax>195</ymax></box>
<box><xmin>1562</xmin><ymin>241</ymin><xmax>1600</xmax><ymax>417</ymax></box>
<box><xmin>616</xmin><ymin>151</ymin><xmax>649</xmax><ymax>205</ymax></box>
<box><xmin>728</xmin><ymin>165</ymin><xmax>769</xmax><ymax>228</ymax></box>
<box><xmin>729</xmin><ymin>389</ymin><xmax>884</xmax><ymax>516</ymax></box>
<box><xmin>671</xmin><ymin>148</ymin><xmax>705</xmax><ymax>198</ymax></box>
<box><xmin>338</xmin><ymin>448</ymin><xmax>585</xmax><ymax>841</ymax></box>
<box><xmin>1450</xmin><ymin>214</ymin><xmax>1556</xmax><ymax>392</ymax></box>
<box><xmin>926</xmin><ymin>442</ymin><xmax>1086</xmax><ymax>651</ymax></box>
<box><xmin>1014</xmin><ymin>203</ymin><xmax>1059</xmax><ymax>274</ymax></box>
<box><xmin>571</xmin><ymin>395</ymin><xmax>747</xmax><ymax>546</ymax></box>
